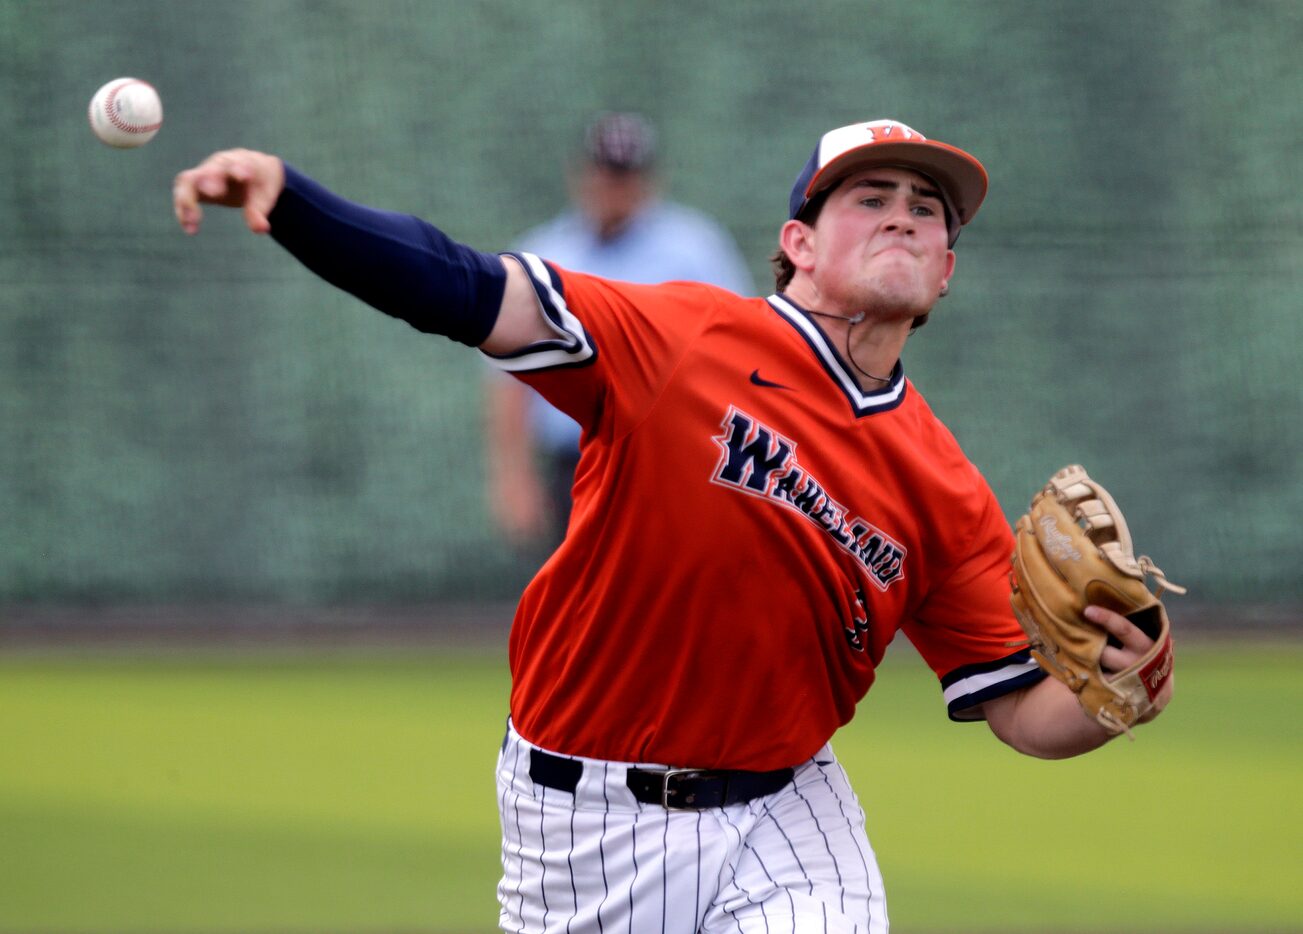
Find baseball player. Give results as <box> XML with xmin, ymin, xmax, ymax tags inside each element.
<box><xmin>173</xmin><ymin>119</ymin><xmax>1172</xmax><ymax>933</ymax></box>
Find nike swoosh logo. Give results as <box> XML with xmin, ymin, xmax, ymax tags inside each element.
<box><xmin>750</xmin><ymin>369</ymin><xmax>792</xmax><ymax>390</ymax></box>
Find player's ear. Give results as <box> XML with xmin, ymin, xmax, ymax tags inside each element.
<box><xmin>779</xmin><ymin>219</ymin><xmax>817</xmax><ymax>274</ymax></box>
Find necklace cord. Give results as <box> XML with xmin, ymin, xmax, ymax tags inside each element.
<box><xmin>806</xmin><ymin>309</ymin><xmax>892</xmax><ymax>384</ymax></box>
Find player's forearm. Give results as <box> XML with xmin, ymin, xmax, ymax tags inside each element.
<box><xmin>268</xmin><ymin>164</ymin><xmax>506</xmax><ymax>346</ymax></box>
<box><xmin>983</xmin><ymin>677</ymin><xmax>1114</xmax><ymax>760</ymax></box>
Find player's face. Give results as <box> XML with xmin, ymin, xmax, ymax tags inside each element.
<box><xmin>805</xmin><ymin>166</ymin><xmax>955</xmax><ymax>320</ymax></box>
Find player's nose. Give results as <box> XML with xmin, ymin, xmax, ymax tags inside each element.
<box><xmin>881</xmin><ymin>202</ymin><xmax>916</xmax><ymax>235</ymax></box>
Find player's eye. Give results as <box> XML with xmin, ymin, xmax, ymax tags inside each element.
<box><xmin>911</xmin><ymin>204</ymin><xmax>936</xmax><ymax>217</ymax></box>
<box><xmin>860</xmin><ymin>197</ymin><xmax>884</xmax><ymax>208</ymax></box>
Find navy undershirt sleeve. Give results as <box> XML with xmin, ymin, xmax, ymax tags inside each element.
<box><xmin>268</xmin><ymin>163</ymin><xmax>507</xmax><ymax>347</ymax></box>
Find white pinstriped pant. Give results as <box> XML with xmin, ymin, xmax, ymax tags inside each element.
<box><xmin>496</xmin><ymin>722</ymin><xmax>889</xmax><ymax>933</ymax></box>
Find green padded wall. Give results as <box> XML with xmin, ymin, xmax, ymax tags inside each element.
<box><xmin>1</xmin><ymin>1</ymin><xmax>1300</xmax><ymax>605</ymax></box>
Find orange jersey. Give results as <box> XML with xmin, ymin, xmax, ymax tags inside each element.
<box><xmin>484</xmin><ymin>253</ymin><xmax>1042</xmax><ymax>771</ymax></box>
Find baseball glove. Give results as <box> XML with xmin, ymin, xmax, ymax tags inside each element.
<box><xmin>1009</xmin><ymin>465</ymin><xmax>1186</xmax><ymax>736</ymax></box>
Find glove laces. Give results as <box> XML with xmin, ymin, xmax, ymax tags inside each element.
<box><xmin>1136</xmin><ymin>555</ymin><xmax>1187</xmax><ymax>598</ymax></box>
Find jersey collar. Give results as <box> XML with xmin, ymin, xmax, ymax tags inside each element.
<box><xmin>766</xmin><ymin>293</ymin><xmax>908</xmax><ymax>417</ymax></box>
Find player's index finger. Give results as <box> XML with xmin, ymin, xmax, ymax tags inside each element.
<box><xmin>172</xmin><ymin>168</ymin><xmax>197</xmax><ymax>202</ymax></box>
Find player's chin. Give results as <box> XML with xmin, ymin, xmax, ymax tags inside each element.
<box><xmin>861</xmin><ymin>275</ymin><xmax>936</xmax><ymax>319</ymax></box>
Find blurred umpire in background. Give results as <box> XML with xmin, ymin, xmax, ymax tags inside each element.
<box><xmin>484</xmin><ymin>112</ymin><xmax>753</xmax><ymax>546</ymax></box>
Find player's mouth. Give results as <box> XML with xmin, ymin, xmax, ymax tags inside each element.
<box><xmin>873</xmin><ymin>245</ymin><xmax>917</xmax><ymax>258</ymax></box>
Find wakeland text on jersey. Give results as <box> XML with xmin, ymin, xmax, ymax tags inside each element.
<box><xmin>711</xmin><ymin>406</ymin><xmax>907</xmax><ymax>590</ymax></box>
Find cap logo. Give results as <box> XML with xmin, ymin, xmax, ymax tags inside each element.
<box><xmin>817</xmin><ymin>120</ymin><xmax>925</xmax><ymax>171</ymax></box>
<box><xmin>861</xmin><ymin>119</ymin><xmax>925</xmax><ymax>142</ymax></box>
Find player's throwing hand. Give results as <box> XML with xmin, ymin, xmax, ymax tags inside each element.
<box><xmin>173</xmin><ymin>148</ymin><xmax>284</xmax><ymax>235</ymax></box>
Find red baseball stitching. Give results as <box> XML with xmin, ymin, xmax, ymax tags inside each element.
<box><xmin>98</xmin><ymin>80</ymin><xmax>162</xmax><ymax>135</ymax></box>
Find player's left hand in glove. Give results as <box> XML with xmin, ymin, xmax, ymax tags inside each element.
<box><xmin>1009</xmin><ymin>465</ymin><xmax>1187</xmax><ymax>737</ymax></box>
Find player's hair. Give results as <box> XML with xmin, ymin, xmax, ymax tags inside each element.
<box><xmin>769</xmin><ymin>250</ymin><xmax>799</xmax><ymax>292</ymax></box>
<box><xmin>771</xmin><ymin>182</ymin><xmax>933</xmax><ymax>331</ymax></box>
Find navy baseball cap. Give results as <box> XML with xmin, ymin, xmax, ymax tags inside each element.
<box><xmin>789</xmin><ymin>119</ymin><xmax>988</xmax><ymax>246</ymax></box>
<box><xmin>583</xmin><ymin>112</ymin><xmax>657</xmax><ymax>172</ymax></box>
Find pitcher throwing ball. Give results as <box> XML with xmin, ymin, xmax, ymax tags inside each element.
<box><xmin>173</xmin><ymin>119</ymin><xmax>1176</xmax><ymax>933</ymax></box>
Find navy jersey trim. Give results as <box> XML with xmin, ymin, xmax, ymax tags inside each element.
<box><xmin>941</xmin><ymin>650</ymin><xmax>1046</xmax><ymax>722</ymax></box>
<box><xmin>480</xmin><ymin>252</ymin><xmax>598</xmax><ymax>372</ymax></box>
<box><xmin>765</xmin><ymin>294</ymin><xmax>908</xmax><ymax>417</ymax></box>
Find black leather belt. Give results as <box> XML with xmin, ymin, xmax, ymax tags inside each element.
<box><xmin>529</xmin><ymin>747</ymin><xmax>794</xmax><ymax>810</ymax></box>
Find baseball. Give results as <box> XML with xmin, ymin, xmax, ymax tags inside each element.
<box><xmin>88</xmin><ymin>78</ymin><xmax>163</xmax><ymax>148</ymax></box>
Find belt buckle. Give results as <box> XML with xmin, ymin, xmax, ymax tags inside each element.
<box><xmin>661</xmin><ymin>768</ymin><xmax>710</xmax><ymax>809</ymax></box>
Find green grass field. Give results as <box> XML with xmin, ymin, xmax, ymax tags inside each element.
<box><xmin>1</xmin><ymin>640</ymin><xmax>1300</xmax><ymax>933</ymax></box>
